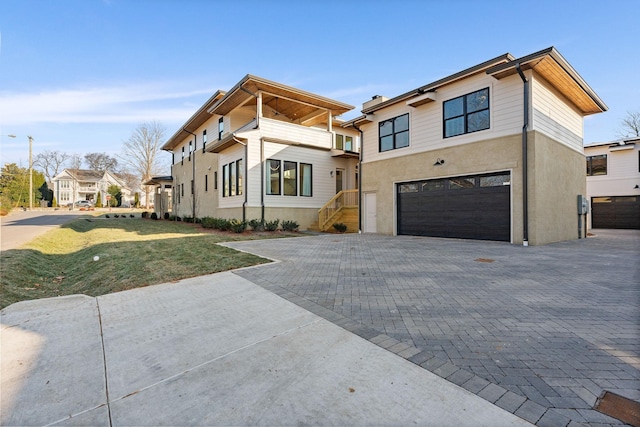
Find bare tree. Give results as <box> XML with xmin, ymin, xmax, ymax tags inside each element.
<box><xmin>68</xmin><ymin>154</ymin><xmax>83</xmax><ymax>170</ymax></box>
<box><xmin>85</xmin><ymin>152</ymin><xmax>118</xmax><ymax>171</ymax></box>
<box><xmin>617</xmin><ymin>110</ymin><xmax>640</xmax><ymax>138</ymax></box>
<box><xmin>33</xmin><ymin>150</ymin><xmax>70</xmax><ymax>183</ymax></box>
<box><xmin>119</xmin><ymin>121</ymin><xmax>167</xmax><ymax>209</ymax></box>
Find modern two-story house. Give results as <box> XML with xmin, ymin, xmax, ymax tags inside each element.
<box><xmin>51</xmin><ymin>169</ymin><xmax>133</xmax><ymax>206</ymax></box>
<box><xmin>162</xmin><ymin>75</ymin><xmax>361</xmax><ymax>230</ymax></box>
<box><xmin>585</xmin><ymin>136</ymin><xmax>640</xmax><ymax>229</ymax></box>
<box><xmin>344</xmin><ymin>47</ymin><xmax>607</xmax><ymax>245</ymax></box>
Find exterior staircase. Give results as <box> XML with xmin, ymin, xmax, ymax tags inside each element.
<box><xmin>312</xmin><ymin>189</ymin><xmax>359</xmax><ymax>233</ymax></box>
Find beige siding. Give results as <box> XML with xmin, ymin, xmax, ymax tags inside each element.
<box><xmin>531</xmin><ymin>75</ymin><xmax>584</xmax><ymax>152</ymax></box>
<box><xmin>218</xmin><ymin>144</ymin><xmax>245</xmax><ymax>210</ymax></box>
<box><xmin>260</xmin><ymin>118</ymin><xmax>332</xmax><ymax>149</ymax></box>
<box><xmin>362</xmin><ymin>73</ymin><xmax>524</xmax><ymax>166</ymax></box>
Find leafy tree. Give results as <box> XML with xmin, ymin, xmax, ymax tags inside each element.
<box><xmin>85</xmin><ymin>152</ymin><xmax>118</xmax><ymax>171</ymax></box>
<box><xmin>107</xmin><ymin>185</ymin><xmax>122</xmax><ymax>207</ymax></box>
<box><xmin>33</xmin><ymin>150</ymin><xmax>70</xmax><ymax>183</ymax></box>
<box><xmin>120</xmin><ymin>121</ymin><xmax>167</xmax><ymax>209</ymax></box>
<box><xmin>0</xmin><ymin>163</ymin><xmax>45</xmax><ymax>208</ymax></box>
<box><xmin>617</xmin><ymin>110</ymin><xmax>640</xmax><ymax>138</ymax></box>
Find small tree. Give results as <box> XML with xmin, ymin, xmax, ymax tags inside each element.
<box><xmin>95</xmin><ymin>191</ymin><xmax>103</xmax><ymax>208</ymax></box>
<box><xmin>52</xmin><ymin>197</ymin><xmax>58</xmax><ymax>208</ymax></box>
<box><xmin>107</xmin><ymin>185</ymin><xmax>122</xmax><ymax>207</ymax></box>
<box><xmin>134</xmin><ymin>192</ymin><xmax>140</xmax><ymax>208</ymax></box>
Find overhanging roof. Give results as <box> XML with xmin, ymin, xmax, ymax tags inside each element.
<box><xmin>144</xmin><ymin>176</ymin><xmax>173</xmax><ymax>186</ymax></box>
<box><xmin>207</xmin><ymin>74</ymin><xmax>354</xmax><ymax>119</ymax></box>
<box><xmin>161</xmin><ymin>90</ymin><xmax>226</xmax><ymax>151</ymax></box>
<box><xmin>485</xmin><ymin>47</ymin><xmax>608</xmax><ymax>115</ymax></box>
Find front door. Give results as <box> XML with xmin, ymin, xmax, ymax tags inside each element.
<box><xmin>335</xmin><ymin>169</ymin><xmax>344</xmax><ymax>194</ymax></box>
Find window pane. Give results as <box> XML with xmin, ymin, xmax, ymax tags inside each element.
<box><xmin>267</xmin><ymin>159</ymin><xmax>280</xmax><ymax>195</ymax></box>
<box><xmin>300</xmin><ymin>163</ymin><xmax>312</xmax><ymax>197</ymax></box>
<box><xmin>379</xmin><ymin>120</ymin><xmax>393</xmax><ymax>137</ymax></box>
<box><xmin>283</xmin><ymin>161</ymin><xmax>297</xmax><ymax>196</ymax></box>
<box><xmin>467</xmin><ymin>110</ymin><xmax>490</xmax><ymax>132</ymax></box>
<box><xmin>223</xmin><ymin>164</ymin><xmax>229</xmax><ymax>197</ymax></box>
<box><xmin>395</xmin><ymin>114</ymin><xmax>409</xmax><ymax>132</ymax></box>
<box><xmin>422</xmin><ymin>180</ymin><xmax>444</xmax><ymax>191</ymax></box>
<box><xmin>380</xmin><ymin>135</ymin><xmax>394</xmax><ymax>152</ymax></box>
<box><xmin>591</xmin><ymin>155</ymin><xmax>607</xmax><ymax>176</ymax></box>
<box><xmin>466</xmin><ymin>89</ymin><xmax>489</xmax><ymax>113</ymax></box>
<box><xmin>230</xmin><ymin>162</ymin><xmax>236</xmax><ymax>196</ymax></box>
<box><xmin>335</xmin><ymin>134</ymin><xmax>344</xmax><ymax>150</ymax></box>
<box><xmin>449</xmin><ymin>177</ymin><xmax>475</xmax><ymax>189</ymax></box>
<box><xmin>399</xmin><ymin>183</ymin><xmax>418</xmax><ymax>193</ymax></box>
<box><xmin>395</xmin><ymin>131</ymin><xmax>409</xmax><ymax>148</ymax></box>
<box><xmin>236</xmin><ymin>159</ymin><xmax>243</xmax><ymax>196</ymax></box>
<box><xmin>480</xmin><ymin>174</ymin><xmax>510</xmax><ymax>187</ymax></box>
<box><xmin>444</xmin><ymin>97</ymin><xmax>463</xmax><ymax>119</ymax></box>
<box><xmin>345</xmin><ymin>136</ymin><xmax>353</xmax><ymax>151</ymax></box>
<box><xmin>445</xmin><ymin>117</ymin><xmax>464</xmax><ymax>137</ymax></box>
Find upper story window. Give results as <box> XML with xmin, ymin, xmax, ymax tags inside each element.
<box><xmin>379</xmin><ymin>113</ymin><xmax>409</xmax><ymax>152</ymax></box>
<box><xmin>189</xmin><ymin>141</ymin><xmax>192</xmax><ymax>160</ymax></box>
<box><xmin>218</xmin><ymin>117</ymin><xmax>224</xmax><ymax>140</ymax></box>
<box><xmin>586</xmin><ymin>154</ymin><xmax>607</xmax><ymax>176</ymax></box>
<box><xmin>444</xmin><ymin>88</ymin><xmax>489</xmax><ymax>138</ymax></box>
<box><xmin>181</xmin><ymin>147</ymin><xmax>185</xmax><ymax>165</ymax></box>
<box><xmin>202</xmin><ymin>130</ymin><xmax>207</xmax><ymax>153</ymax></box>
<box><xmin>335</xmin><ymin>134</ymin><xmax>354</xmax><ymax>151</ymax></box>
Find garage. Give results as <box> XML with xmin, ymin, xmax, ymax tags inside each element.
<box><xmin>397</xmin><ymin>172</ymin><xmax>511</xmax><ymax>241</ymax></box>
<box><xmin>591</xmin><ymin>196</ymin><xmax>640</xmax><ymax>229</ymax></box>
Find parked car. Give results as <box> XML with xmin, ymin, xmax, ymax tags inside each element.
<box><xmin>75</xmin><ymin>200</ymin><xmax>93</xmax><ymax>208</ymax></box>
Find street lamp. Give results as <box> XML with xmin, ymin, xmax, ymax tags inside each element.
<box><xmin>7</xmin><ymin>134</ymin><xmax>33</xmax><ymax>210</ymax></box>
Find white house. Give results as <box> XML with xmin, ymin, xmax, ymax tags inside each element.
<box><xmin>162</xmin><ymin>75</ymin><xmax>361</xmax><ymax>231</ymax></box>
<box><xmin>343</xmin><ymin>47</ymin><xmax>607</xmax><ymax>245</ymax></box>
<box><xmin>585</xmin><ymin>136</ymin><xmax>640</xmax><ymax>229</ymax></box>
<box><xmin>51</xmin><ymin>169</ymin><xmax>133</xmax><ymax>207</ymax></box>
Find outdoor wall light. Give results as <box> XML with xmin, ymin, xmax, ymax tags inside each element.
<box><xmin>330</xmin><ymin>170</ymin><xmax>334</xmax><ymax>177</ymax></box>
<box><xmin>433</xmin><ymin>158</ymin><xmax>445</xmax><ymax>166</ymax></box>
<box><xmin>635</xmin><ymin>184</ymin><xmax>639</xmax><ymax>189</ymax></box>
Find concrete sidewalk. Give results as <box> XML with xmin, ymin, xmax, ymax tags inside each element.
<box><xmin>1</xmin><ymin>271</ymin><xmax>531</xmax><ymax>426</ymax></box>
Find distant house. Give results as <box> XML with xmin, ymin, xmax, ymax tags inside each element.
<box><xmin>51</xmin><ymin>169</ymin><xmax>133</xmax><ymax>206</ymax></box>
<box><xmin>585</xmin><ymin>137</ymin><xmax>640</xmax><ymax>229</ymax></box>
<box><xmin>162</xmin><ymin>75</ymin><xmax>360</xmax><ymax>231</ymax></box>
<box><xmin>343</xmin><ymin>47</ymin><xmax>607</xmax><ymax>245</ymax></box>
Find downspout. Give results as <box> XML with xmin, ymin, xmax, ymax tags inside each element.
<box><xmin>183</xmin><ymin>129</ymin><xmax>197</xmax><ymax>220</ymax></box>
<box><xmin>515</xmin><ymin>63</ymin><xmax>529</xmax><ymax>246</ymax></box>
<box><xmin>232</xmin><ymin>135</ymin><xmax>248</xmax><ymax>222</ymax></box>
<box><xmin>351</xmin><ymin>122</ymin><xmax>364</xmax><ymax>234</ymax></box>
<box><xmin>260</xmin><ymin>138</ymin><xmax>265</xmax><ymax>222</ymax></box>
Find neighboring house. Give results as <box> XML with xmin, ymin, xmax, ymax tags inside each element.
<box><xmin>144</xmin><ymin>175</ymin><xmax>173</xmax><ymax>215</ymax></box>
<box><xmin>585</xmin><ymin>137</ymin><xmax>640</xmax><ymax>229</ymax></box>
<box><xmin>343</xmin><ymin>47</ymin><xmax>607</xmax><ymax>245</ymax></box>
<box><xmin>161</xmin><ymin>75</ymin><xmax>360</xmax><ymax>230</ymax></box>
<box><xmin>51</xmin><ymin>169</ymin><xmax>133</xmax><ymax>206</ymax></box>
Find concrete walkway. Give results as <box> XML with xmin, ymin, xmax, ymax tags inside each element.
<box><xmin>1</xmin><ymin>272</ymin><xmax>531</xmax><ymax>426</ymax></box>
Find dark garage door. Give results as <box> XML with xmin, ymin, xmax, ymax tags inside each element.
<box><xmin>397</xmin><ymin>172</ymin><xmax>511</xmax><ymax>241</ymax></box>
<box><xmin>591</xmin><ymin>196</ymin><xmax>640</xmax><ymax>229</ymax></box>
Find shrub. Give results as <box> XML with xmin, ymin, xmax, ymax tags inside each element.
<box><xmin>248</xmin><ymin>218</ymin><xmax>264</xmax><ymax>231</ymax></box>
<box><xmin>150</xmin><ymin>212</ymin><xmax>158</xmax><ymax>220</ymax></box>
<box><xmin>281</xmin><ymin>220</ymin><xmax>299</xmax><ymax>232</ymax></box>
<box><xmin>141</xmin><ymin>212</ymin><xmax>149</xmax><ymax>219</ymax></box>
<box><xmin>176</xmin><ymin>216</ymin><xmax>182</xmax><ymax>222</ymax></box>
<box><xmin>333</xmin><ymin>223</ymin><xmax>347</xmax><ymax>233</ymax></box>
<box><xmin>105</xmin><ymin>214</ymin><xmax>110</xmax><ymax>218</ymax></box>
<box><xmin>230</xmin><ymin>219</ymin><xmax>247</xmax><ymax>233</ymax></box>
<box><xmin>200</xmin><ymin>217</ymin><xmax>216</xmax><ymax>229</ymax></box>
<box><xmin>182</xmin><ymin>216</ymin><xmax>194</xmax><ymax>223</ymax></box>
<box><xmin>264</xmin><ymin>219</ymin><xmax>280</xmax><ymax>232</ymax></box>
<box><xmin>164</xmin><ymin>212</ymin><xmax>170</xmax><ymax>220</ymax></box>
<box><xmin>114</xmin><ymin>214</ymin><xmax>120</xmax><ymax>218</ymax></box>
<box><xmin>168</xmin><ymin>215</ymin><xmax>177</xmax><ymax>221</ymax></box>
<box><xmin>217</xmin><ymin>219</ymin><xmax>232</xmax><ymax>232</ymax></box>
<box><xmin>129</xmin><ymin>214</ymin><xmax>135</xmax><ymax>218</ymax></box>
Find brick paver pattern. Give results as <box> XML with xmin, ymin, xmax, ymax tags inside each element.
<box><xmin>227</xmin><ymin>230</ymin><xmax>640</xmax><ymax>426</ymax></box>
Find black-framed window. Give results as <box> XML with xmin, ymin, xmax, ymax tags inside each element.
<box><xmin>267</xmin><ymin>159</ymin><xmax>281</xmax><ymax>195</ymax></box>
<box><xmin>214</xmin><ymin>171</ymin><xmax>218</xmax><ymax>189</ymax></box>
<box><xmin>218</xmin><ymin>117</ymin><xmax>224</xmax><ymax>140</ymax></box>
<box><xmin>300</xmin><ymin>163</ymin><xmax>312</xmax><ymax>197</ymax></box>
<box><xmin>444</xmin><ymin>88</ymin><xmax>490</xmax><ymax>138</ymax></box>
<box><xmin>283</xmin><ymin>161</ymin><xmax>297</xmax><ymax>196</ymax></box>
<box><xmin>202</xmin><ymin>130</ymin><xmax>207</xmax><ymax>153</ymax></box>
<box><xmin>190</xmin><ymin>179</ymin><xmax>194</xmax><ymax>194</ymax></box>
<box><xmin>223</xmin><ymin>164</ymin><xmax>229</xmax><ymax>197</ymax></box>
<box><xmin>236</xmin><ymin>159</ymin><xmax>243</xmax><ymax>196</ymax></box>
<box><xmin>379</xmin><ymin>113</ymin><xmax>409</xmax><ymax>152</ymax></box>
<box><xmin>181</xmin><ymin>147</ymin><xmax>184</xmax><ymax>165</ymax></box>
<box><xmin>205</xmin><ymin>174</ymin><xmax>208</xmax><ymax>192</ymax></box>
<box><xmin>181</xmin><ymin>183</ymin><xmax>184</xmax><ymax>197</ymax></box>
<box><xmin>586</xmin><ymin>154</ymin><xmax>607</xmax><ymax>176</ymax></box>
<box><xmin>189</xmin><ymin>141</ymin><xmax>192</xmax><ymax>161</ymax></box>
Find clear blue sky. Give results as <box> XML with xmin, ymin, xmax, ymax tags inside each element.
<box><xmin>1</xmin><ymin>0</ymin><xmax>638</xmax><ymax>170</ymax></box>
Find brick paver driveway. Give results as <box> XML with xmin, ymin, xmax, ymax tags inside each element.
<box><xmin>226</xmin><ymin>230</ymin><xmax>639</xmax><ymax>426</ymax></box>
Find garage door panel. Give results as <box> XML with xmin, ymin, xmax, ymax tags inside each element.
<box><xmin>398</xmin><ymin>172</ymin><xmax>510</xmax><ymax>242</ymax></box>
<box><xmin>592</xmin><ymin>196</ymin><xmax>640</xmax><ymax>229</ymax></box>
